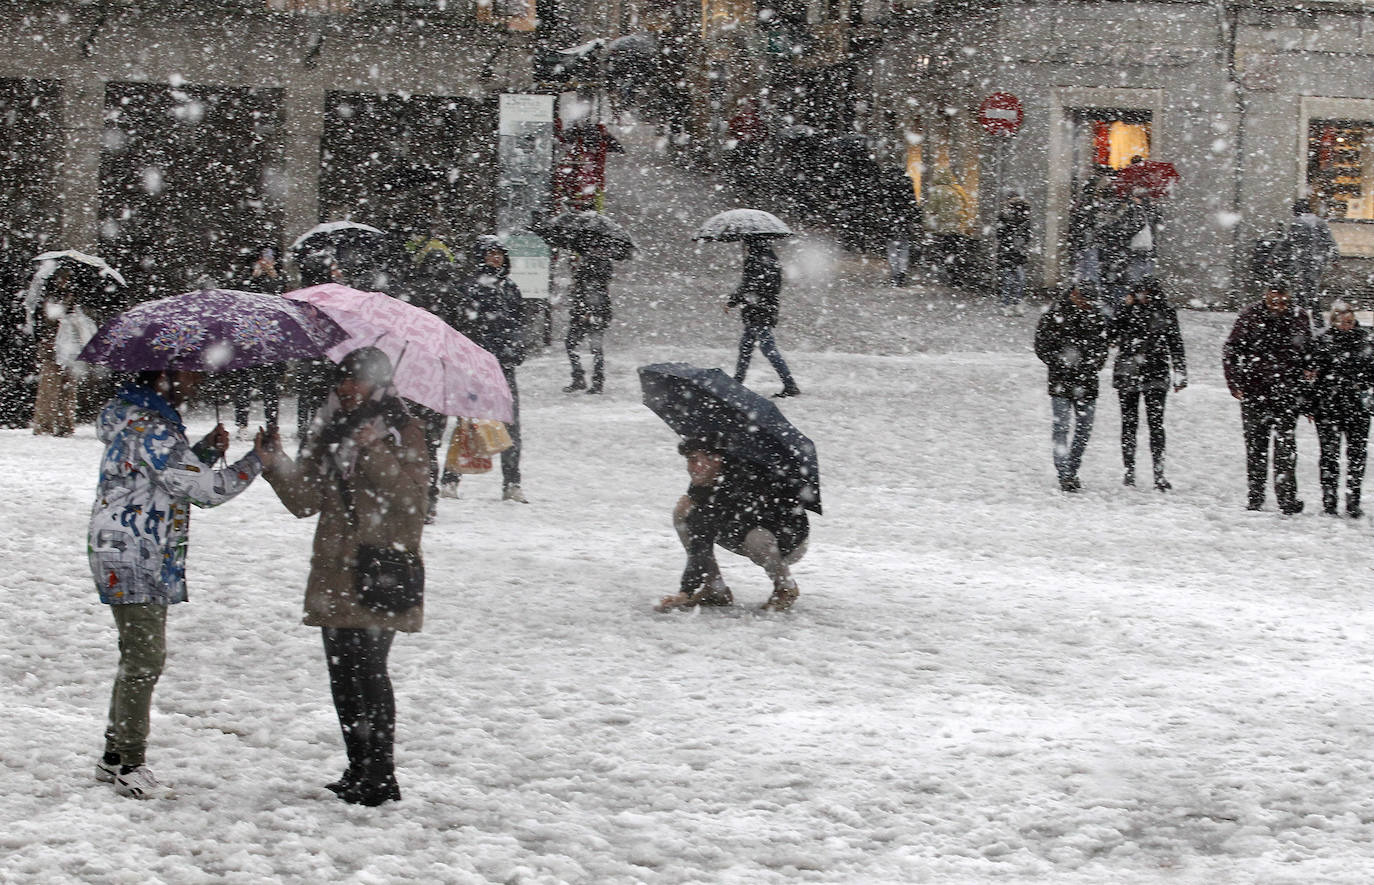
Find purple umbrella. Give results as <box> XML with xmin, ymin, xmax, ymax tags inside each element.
<box><xmin>78</xmin><ymin>288</ymin><xmax>348</xmax><ymax>372</ymax></box>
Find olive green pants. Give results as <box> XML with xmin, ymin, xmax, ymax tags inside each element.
<box><xmin>103</xmin><ymin>603</ymin><xmax>168</xmax><ymax>768</ymax></box>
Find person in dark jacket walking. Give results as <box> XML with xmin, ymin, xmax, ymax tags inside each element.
<box><xmin>655</xmin><ymin>437</ymin><xmax>809</xmax><ymax>613</ymax></box>
<box><xmin>1308</xmin><ymin>301</ymin><xmax>1374</xmax><ymax>517</ymax></box>
<box><xmin>1222</xmin><ymin>284</ymin><xmax>1313</xmax><ymax>513</ymax></box>
<box><xmin>447</xmin><ymin>235</ymin><xmax>528</xmax><ymax>502</ymax></box>
<box><xmin>1110</xmin><ymin>278</ymin><xmax>1187</xmax><ymax>490</ymax></box>
<box><xmin>995</xmin><ymin>194</ymin><xmax>1031</xmax><ymax>316</ymax></box>
<box><xmin>1035</xmin><ymin>285</ymin><xmax>1110</xmax><ymax>492</ymax></box>
<box><xmin>563</xmin><ymin>247</ymin><xmax>614</xmax><ymax>394</ymax></box>
<box><xmin>727</xmin><ymin>237</ymin><xmax>800</xmax><ymax>398</ymax></box>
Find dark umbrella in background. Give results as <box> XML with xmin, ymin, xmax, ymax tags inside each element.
<box><xmin>638</xmin><ymin>362</ymin><xmax>821</xmax><ymax>513</ymax></box>
<box><xmin>289</xmin><ymin>220</ymin><xmax>388</xmax><ymax>286</ymax></box>
<box><xmin>535</xmin><ymin>210</ymin><xmax>635</xmax><ymax>259</ymax></box>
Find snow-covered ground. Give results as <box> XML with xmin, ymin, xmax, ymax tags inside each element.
<box><xmin>7</xmin><ymin>124</ymin><xmax>1374</xmax><ymax>883</ymax></box>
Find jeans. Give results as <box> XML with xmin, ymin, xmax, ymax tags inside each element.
<box><xmin>734</xmin><ymin>324</ymin><xmax>796</xmax><ymax>390</ymax></box>
<box><xmin>998</xmin><ymin>265</ymin><xmax>1026</xmax><ymax>307</ymax></box>
<box><xmin>104</xmin><ymin>603</ymin><xmax>168</xmax><ymax>768</ymax></box>
<box><xmin>322</xmin><ymin>627</ymin><xmax>396</xmax><ymax>781</ymax></box>
<box><xmin>1051</xmin><ymin>396</ymin><xmax>1097</xmax><ymax>480</ymax></box>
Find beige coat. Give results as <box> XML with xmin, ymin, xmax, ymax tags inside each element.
<box><xmin>266</xmin><ymin>416</ymin><xmax>428</xmax><ymax>632</ymax></box>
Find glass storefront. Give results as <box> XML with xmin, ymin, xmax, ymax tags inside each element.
<box><xmin>1309</xmin><ymin>119</ymin><xmax>1374</xmax><ymax>221</ymax></box>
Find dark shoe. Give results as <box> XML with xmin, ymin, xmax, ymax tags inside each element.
<box><xmin>1059</xmin><ymin>475</ymin><xmax>1081</xmax><ymax>493</ymax></box>
<box><xmin>1153</xmin><ymin>475</ymin><xmax>1171</xmax><ymax>491</ymax></box>
<box><xmin>586</xmin><ymin>384</ymin><xmax>603</xmax><ymax>395</ymax></box>
<box><xmin>1349</xmin><ymin>506</ymin><xmax>1364</xmax><ymax>519</ymax></box>
<box><xmin>1279</xmin><ymin>499</ymin><xmax>1305</xmax><ymax>515</ymax></box>
<box><xmin>340</xmin><ymin>775</ymin><xmax>401</xmax><ymax>806</ymax></box>
<box><xmin>1324</xmin><ymin>503</ymin><xmax>1339</xmax><ymax>516</ymax></box>
<box><xmin>562</xmin><ymin>376</ymin><xmax>586</xmax><ymax>393</ymax></box>
<box><xmin>1122</xmin><ymin>468</ymin><xmax>1135</xmax><ymax>487</ymax></box>
<box><xmin>325</xmin><ymin>768</ymin><xmax>360</xmax><ymax>795</ymax></box>
<box><xmin>773</xmin><ymin>386</ymin><xmax>801</xmax><ymax>399</ymax></box>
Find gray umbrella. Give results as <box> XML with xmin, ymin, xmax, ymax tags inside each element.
<box><xmin>693</xmin><ymin>209</ymin><xmax>793</xmax><ymax>242</ymax></box>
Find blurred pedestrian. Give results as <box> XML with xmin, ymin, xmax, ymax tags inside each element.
<box><xmin>1287</xmin><ymin>199</ymin><xmax>1339</xmax><ymax>328</ymax></box>
<box><xmin>880</xmin><ymin>166</ymin><xmax>923</xmax><ymax>287</ymax></box>
<box><xmin>1035</xmin><ymin>285</ymin><xmax>1109</xmax><ymax>492</ymax></box>
<box><xmin>995</xmin><ymin>193</ymin><xmax>1031</xmax><ymax>316</ymax></box>
<box><xmin>1110</xmin><ymin>278</ymin><xmax>1186</xmax><ymax>490</ymax></box>
<box><xmin>257</xmin><ymin>347</ymin><xmax>426</xmax><ymax>806</ymax></box>
<box><xmin>447</xmin><ymin>235</ymin><xmax>528</xmax><ymax>502</ymax></box>
<box><xmin>28</xmin><ymin>267</ymin><xmax>96</xmax><ymax>437</ymax></box>
<box><xmin>563</xmin><ymin>247</ymin><xmax>614</xmax><ymax>394</ymax></box>
<box><xmin>1308</xmin><ymin>300</ymin><xmax>1374</xmax><ymax>517</ymax></box>
<box><xmin>89</xmin><ymin>369</ymin><xmax>266</xmax><ymax>799</ymax></box>
<box><xmin>727</xmin><ymin>238</ymin><xmax>800</xmax><ymax>399</ymax></box>
<box><xmin>230</xmin><ymin>246</ymin><xmax>286</xmax><ymax>438</ymax></box>
<box><xmin>1223</xmin><ymin>283</ymin><xmax>1313</xmax><ymax>514</ymax></box>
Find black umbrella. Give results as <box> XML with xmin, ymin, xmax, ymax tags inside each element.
<box><xmin>535</xmin><ymin>210</ymin><xmax>635</xmax><ymax>259</ymax></box>
<box><xmin>638</xmin><ymin>363</ymin><xmax>821</xmax><ymax>514</ymax></box>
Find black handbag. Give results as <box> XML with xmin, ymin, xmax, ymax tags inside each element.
<box><xmin>355</xmin><ymin>544</ymin><xmax>424</xmax><ymax>614</ymax></box>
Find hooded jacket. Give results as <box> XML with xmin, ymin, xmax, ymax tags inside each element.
<box><xmin>1034</xmin><ymin>293</ymin><xmax>1109</xmax><ymax>400</ymax></box>
<box><xmin>88</xmin><ymin>384</ymin><xmax>262</xmax><ymax>605</ymax></box>
<box><xmin>453</xmin><ymin>235</ymin><xmax>526</xmax><ymax>367</ymax></box>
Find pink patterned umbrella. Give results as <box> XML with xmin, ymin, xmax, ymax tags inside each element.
<box><xmin>283</xmin><ymin>283</ymin><xmax>513</xmax><ymax>422</ymax></box>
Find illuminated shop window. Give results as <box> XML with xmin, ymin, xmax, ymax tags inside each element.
<box><xmin>1309</xmin><ymin>119</ymin><xmax>1374</xmax><ymax>221</ymax></box>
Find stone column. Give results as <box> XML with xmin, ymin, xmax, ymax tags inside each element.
<box><xmin>282</xmin><ymin>83</ymin><xmax>326</xmax><ymax>259</ymax></box>
<box><xmin>55</xmin><ymin>74</ymin><xmax>104</xmax><ymax>252</ymax></box>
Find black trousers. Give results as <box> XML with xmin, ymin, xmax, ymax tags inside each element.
<box><xmin>321</xmin><ymin>627</ymin><xmax>396</xmax><ymax>780</ymax></box>
<box><xmin>1241</xmin><ymin>400</ymin><xmax>1299</xmax><ymax>507</ymax></box>
<box><xmin>501</xmin><ymin>363</ymin><xmax>521</xmax><ymax>489</ymax></box>
<box><xmin>1119</xmin><ymin>387</ymin><xmax>1167</xmax><ymax>473</ymax></box>
<box><xmin>1315</xmin><ymin>413</ymin><xmax>1370</xmax><ymax>511</ymax></box>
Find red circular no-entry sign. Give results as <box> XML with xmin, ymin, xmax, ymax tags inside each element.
<box><xmin>978</xmin><ymin>92</ymin><xmax>1023</xmax><ymax>137</ymax></box>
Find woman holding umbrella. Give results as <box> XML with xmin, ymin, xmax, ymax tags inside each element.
<box><xmin>563</xmin><ymin>246</ymin><xmax>615</xmax><ymax>394</ymax></box>
<box><xmin>256</xmin><ymin>347</ymin><xmax>428</xmax><ymax>806</ymax></box>
<box><xmin>727</xmin><ymin>236</ymin><xmax>800</xmax><ymax>398</ymax></box>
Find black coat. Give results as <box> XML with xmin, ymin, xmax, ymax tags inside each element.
<box><xmin>879</xmin><ymin>168</ymin><xmax>923</xmax><ymax>240</ymax></box>
<box><xmin>727</xmin><ymin>243</ymin><xmax>783</xmax><ymax>327</ymax></box>
<box><xmin>569</xmin><ymin>253</ymin><xmax>613</xmax><ymax>330</ymax></box>
<box><xmin>1309</xmin><ymin>324</ymin><xmax>1374</xmax><ymax>421</ymax></box>
<box><xmin>1110</xmin><ymin>299</ymin><xmax>1186</xmax><ymax>392</ymax></box>
<box><xmin>996</xmin><ymin>201</ymin><xmax>1031</xmax><ymax>272</ymax></box>
<box><xmin>1035</xmin><ymin>296</ymin><xmax>1109</xmax><ymax>400</ymax></box>
<box><xmin>453</xmin><ymin>239</ymin><xmax>526</xmax><ymax>368</ymax></box>
<box><xmin>680</xmin><ymin>459</ymin><xmax>810</xmax><ymax>593</ymax></box>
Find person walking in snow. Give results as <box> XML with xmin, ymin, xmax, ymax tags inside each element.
<box><xmin>1110</xmin><ymin>278</ymin><xmax>1187</xmax><ymax>491</ymax></box>
<box><xmin>256</xmin><ymin>348</ymin><xmax>427</xmax><ymax>806</ymax></box>
<box><xmin>1035</xmin><ymin>284</ymin><xmax>1110</xmax><ymax>492</ymax></box>
<box><xmin>880</xmin><ymin>165</ymin><xmax>923</xmax><ymax>287</ymax></box>
<box><xmin>445</xmin><ymin>235</ymin><xmax>529</xmax><ymax>502</ymax></box>
<box><xmin>1223</xmin><ymin>283</ymin><xmax>1313</xmax><ymax>514</ymax></box>
<box><xmin>727</xmin><ymin>237</ymin><xmax>800</xmax><ymax>398</ymax></box>
<box><xmin>562</xmin><ymin>246</ymin><xmax>614</xmax><ymax>394</ymax></box>
<box><xmin>656</xmin><ymin>437</ymin><xmax>809</xmax><ymax>613</ymax></box>
<box><xmin>1308</xmin><ymin>300</ymin><xmax>1374</xmax><ymax>517</ymax></box>
<box><xmin>995</xmin><ymin>193</ymin><xmax>1031</xmax><ymax>316</ymax></box>
<box><xmin>1286</xmin><ymin>199</ymin><xmax>1339</xmax><ymax>327</ymax></box>
<box><xmin>89</xmin><ymin>370</ymin><xmax>266</xmax><ymax>799</ymax></box>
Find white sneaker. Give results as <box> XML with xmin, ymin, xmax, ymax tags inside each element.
<box><xmin>95</xmin><ymin>757</ymin><xmax>118</xmax><ymax>783</ymax></box>
<box><xmin>502</xmin><ymin>484</ymin><xmax>529</xmax><ymax>503</ymax></box>
<box><xmin>114</xmin><ymin>765</ymin><xmax>175</xmax><ymax>800</ymax></box>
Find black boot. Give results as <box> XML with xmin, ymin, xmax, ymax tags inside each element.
<box><xmin>1322</xmin><ymin>484</ymin><xmax>1338</xmax><ymax>516</ymax></box>
<box><xmin>587</xmin><ymin>368</ymin><xmax>604</xmax><ymax>395</ymax></box>
<box><xmin>563</xmin><ymin>372</ymin><xmax>586</xmax><ymax>393</ymax></box>
<box><xmin>1348</xmin><ymin>489</ymin><xmax>1363</xmax><ymax>519</ymax></box>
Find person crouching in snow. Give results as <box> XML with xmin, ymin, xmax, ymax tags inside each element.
<box><xmin>89</xmin><ymin>370</ymin><xmax>267</xmax><ymax>799</ymax></box>
<box><xmin>657</xmin><ymin>437</ymin><xmax>809</xmax><ymax>613</ymax></box>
